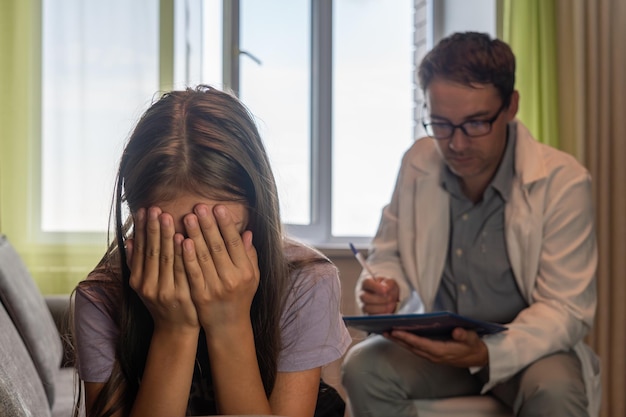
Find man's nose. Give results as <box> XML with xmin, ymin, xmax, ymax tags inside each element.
<box><xmin>448</xmin><ymin>127</ymin><xmax>471</xmax><ymax>152</ymax></box>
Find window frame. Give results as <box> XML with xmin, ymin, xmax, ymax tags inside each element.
<box><xmin>221</xmin><ymin>0</ymin><xmax>422</xmax><ymax>248</ymax></box>
<box><xmin>27</xmin><ymin>0</ymin><xmax>495</xmax><ymax>250</ymax></box>
<box><xmin>220</xmin><ymin>1</ymin><xmax>334</xmax><ymax>245</ymax></box>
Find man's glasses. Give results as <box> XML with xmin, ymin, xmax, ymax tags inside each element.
<box><xmin>421</xmin><ymin>102</ymin><xmax>507</xmax><ymax>140</ymax></box>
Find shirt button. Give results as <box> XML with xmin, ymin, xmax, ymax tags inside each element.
<box><xmin>462</xmin><ymin>213</ymin><xmax>469</xmax><ymax>221</ymax></box>
<box><xmin>459</xmin><ymin>284</ymin><xmax>467</xmax><ymax>292</ymax></box>
<box><xmin>455</xmin><ymin>248</ymin><xmax>463</xmax><ymax>257</ymax></box>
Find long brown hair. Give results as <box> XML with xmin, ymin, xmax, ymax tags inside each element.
<box><xmin>77</xmin><ymin>85</ymin><xmax>289</xmax><ymax>416</ymax></box>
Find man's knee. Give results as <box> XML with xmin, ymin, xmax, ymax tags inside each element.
<box><xmin>533</xmin><ymin>375</ymin><xmax>585</xmax><ymax>398</ymax></box>
<box><xmin>519</xmin><ymin>378</ymin><xmax>587</xmax><ymax>416</ymax></box>
<box><xmin>341</xmin><ymin>336</ymin><xmax>392</xmax><ymax>387</ymax></box>
<box><xmin>516</xmin><ymin>352</ymin><xmax>588</xmax><ymax>416</ymax></box>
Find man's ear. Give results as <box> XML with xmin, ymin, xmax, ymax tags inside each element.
<box><xmin>506</xmin><ymin>90</ymin><xmax>520</xmax><ymax>121</ymax></box>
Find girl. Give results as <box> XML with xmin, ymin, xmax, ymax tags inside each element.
<box><xmin>73</xmin><ymin>85</ymin><xmax>351</xmax><ymax>417</ymax></box>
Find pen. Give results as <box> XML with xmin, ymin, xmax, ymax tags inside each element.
<box><xmin>349</xmin><ymin>242</ymin><xmax>377</xmax><ymax>278</ymax></box>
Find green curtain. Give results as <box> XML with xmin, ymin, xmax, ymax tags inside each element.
<box><xmin>501</xmin><ymin>0</ymin><xmax>560</xmax><ymax>148</ymax></box>
<box><xmin>0</xmin><ymin>0</ymin><xmax>104</xmax><ymax>294</ymax></box>
<box><xmin>0</xmin><ymin>0</ymin><xmax>41</xmax><ymax>254</ymax></box>
<box><xmin>0</xmin><ymin>0</ymin><xmax>179</xmax><ymax>295</ymax></box>
<box><xmin>0</xmin><ymin>0</ymin><xmax>35</xmax><ymax>244</ymax></box>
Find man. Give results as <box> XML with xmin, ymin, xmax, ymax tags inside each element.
<box><xmin>341</xmin><ymin>32</ymin><xmax>600</xmax><ymax>417</ymax></box>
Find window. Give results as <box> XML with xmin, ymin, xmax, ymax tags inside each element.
<box><xmin>222</xmin><ymin>0</ymin><xmax>420</xmax><ymax>245</ymax></box>
<box><xmin>41</xmin><ymin>0</ymin><xmax>159</xmax><ymax>237</ymax></box>
<box><xmin>40</xmin><ymin>0</ymin><xmax>494</xmax><ymax>247</ymax></box>
<box><xmin>239</xmin><ymin>0</ymin><xmax>312</xmax><ymax>227</ymax></box>
<box><xmin>331</xmin><ymin>0</ymin><xmax>415</xmax><ymax>239</ymax></box>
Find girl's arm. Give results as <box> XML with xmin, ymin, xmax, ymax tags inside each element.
<box><xmin>205</xmin><ymin>323</ymin><xmax>321</xmax><ymax>416</ymax></box>
<box><xmin>83</xmin><ymin>208</ymin><xmax>201</xmax><ymax>417</ymax></box>
<box><xmin>126</xmin><ymin>208</ymin><xmax>201</xmax><ymax>416</ymax></box>
<box><xmin>183</xmin><ymin>204</ymin><xmax>325</xmax><ymax>415</ymax></box>
<box><xmin>204</xmin><ymin>323</ymin><xmax>271</xmax><ymax>414</ymax></box>
<box><xmin>129</xmin><ymin>329</ymin><xmax>199</xmax><ymax>416</ymax></box>
<box><xmin>84</xmin><ymin>329</ymin><xmax>198</xmax><ymax>417</ymax></box>
<box><xmin>270</xmin><ymin>368</ymin><xmax>322</xmax><ymax>416</ymax></box>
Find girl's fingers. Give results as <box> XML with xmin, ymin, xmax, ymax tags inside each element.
<box><xmin>194</xmin><ymin>204</ymin><xmax>224</xmax><ymax>256</ymax></box>
<box><xmin>211</xmin><ymin>205</ymin><xmax>249</xmax><ymax>269</ymax></box>
<box><xmin>241</xmin><ymin>230</ymin><xmax>259</xmax><ymax>279</ymax></box>
<box><xmin>184</xmin><ymin>212</ymin><xmax>217</xmax><ymax>277</ymax></box>
<box><xmin>207</xmin><ymin>206</ymin><xmax>260</xmax><ymax>300</ymax></box>
<box><xmin>182</xmin><ymin>238</ymin><xmax>206</xmax><ymax>295</ymax></box>
<box><xmin>129</xmin><ymin>208</ymin><xmax>146</xmax><ymax>290</ymax></box>
<box><xmin>124</xmin><ymin>238</ymin><xmax>134</xmax><ymax>269</ymax></box>
<box><xmin>173</xmin><ymin>233</ymin><xmax>186</xmax><ymax>282</ymax></box>
<box><xmin>158</xmin><ymin>212</ymin><xmax>175</xmax><ymax>291</ymax></box>
<box><xmin>142</xmin><ymin>207</ymin><xmax>163</xmax><ymax>288</ymax></box>
<box><xmin>173</xmin><ymin>233</ymin><xmax>194</xmax><ymax>296</ymax></box>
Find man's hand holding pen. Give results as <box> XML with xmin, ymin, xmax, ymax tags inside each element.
<box><xmin>358</xmin><ymin>277</ymin><xmax>399</xmax><ymax>315</ymax></box>
<box><xmin>349</xmin><ymin>242</ymin><xmax>400</xmax><ymax>315</ymax></box>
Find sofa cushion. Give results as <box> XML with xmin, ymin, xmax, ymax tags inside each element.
<box><xmin>0</xmin><ymin>301</ymin><xmax>52</xmax><ymax>417</ymax></box>
<box><xmin>0</xmin><ymin>235</ymin><xmax>63</xmax><ymax>407</ymax></box>
<box><xmin>52</xmin><ymin>367</ymin><xmax>81</xmax><ymax>417</ymax></box>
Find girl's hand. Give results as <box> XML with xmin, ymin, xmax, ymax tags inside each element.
<box><xmin>182</xmin><ymin>204</ymin><xmax>260</xmax><ymax>334</ymax></box>
<box><xmin>128</xmin><ymin>207</ymin><xmax>200</xmax><ymax>333</ymax></box>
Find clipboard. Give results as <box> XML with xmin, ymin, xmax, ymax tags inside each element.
<box><xmin>343</xmin><ymin>311</ymin><xmax>507</xmax><ymax>339</ymax></box>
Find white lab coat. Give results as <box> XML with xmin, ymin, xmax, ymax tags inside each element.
<box><xmin>359</xmin><ymin>121</ymin><xmax>601</xmax><ymax>416</ymax></box>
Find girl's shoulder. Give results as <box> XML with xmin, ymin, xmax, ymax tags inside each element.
<box><xmin>282</xmin><ymin>238</ymin><xmax>339</xmax><ymax>292</ymax></box>
<box><xmin>283</xmin><ymin>238</ymin><xmax>329</xmax><ymax>262</ymax></box>
<box><xmin>75</xmin><ymin>259</ymin><xmax>123</xmax><ymax>311</ymax></box>
<box><xmin>283</xmin><ymin>238</ymin><xmax>335</xmax><ymax>274</ymax></box>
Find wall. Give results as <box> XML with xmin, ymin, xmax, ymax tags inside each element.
<box><xmin>433</xmin><ymin>0</ymin><xmax>497</xmax><ymax>43</ymax></box>
<box><xmin>322</xmin><ymin>250</ymin><xmax>363</xmax><ymax>316</ymax></box>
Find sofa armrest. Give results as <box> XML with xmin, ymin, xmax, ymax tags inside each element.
<box><xmin>45</xmin><ymin>294</ymin><xmax>74</xmax><ymax>368</ymax></box>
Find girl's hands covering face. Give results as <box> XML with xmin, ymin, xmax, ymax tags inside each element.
<box><xmin>126</xmin><ymin>207</ymin><xmax>200</xmax><ymax>333</ymax></box>
<box><xmin>181</xmin><ymin>204</ymin><xmax>260</xmax><ymax>334</ymax></box>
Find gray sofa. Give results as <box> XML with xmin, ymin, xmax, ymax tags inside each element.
<box><xmin>0</xmin><ymin>235</ymin><xmax>81</xmax><ymax>417</ymax></box>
